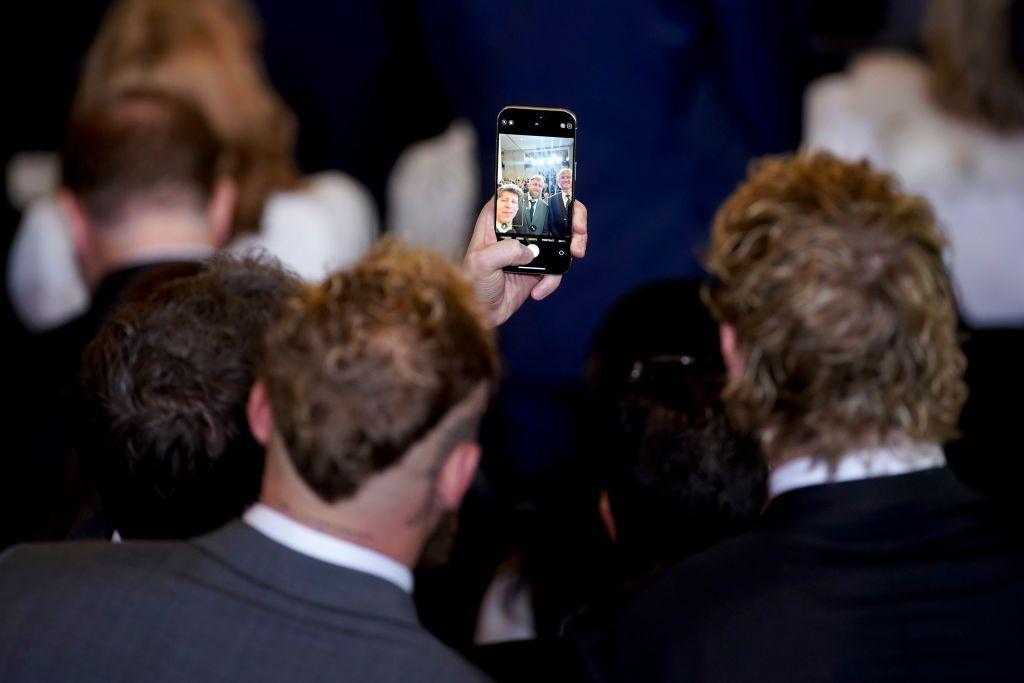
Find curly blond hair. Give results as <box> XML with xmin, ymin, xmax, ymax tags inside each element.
<box><xmin>704</xmin><ymin>153</ymin><xmax>966</xmax><ymax>464</ymax></box>
<box><xmin>262</xmin><ymin>239</ymin><xmax>500</xmax><ymax>502</ymax></box>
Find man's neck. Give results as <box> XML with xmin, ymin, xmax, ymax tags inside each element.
<box><xmin>92</xmin><ymin>210</ymin><xmax>217</xmax><ymax>284</ymax></box>
<box><xmin>259</xmin><ymin>442</ymin><xmax>432</xmax><ymax>568</ymax></box>
<box><xmin>244</xmin><ymin>503</ymin><xmax>414</xmax><ymax>592</ymax></box>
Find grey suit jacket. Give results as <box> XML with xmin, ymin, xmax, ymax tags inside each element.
<box><xmin>0</xmin><ymin>521</ymin><xmax>486</xmax><ymax>682</ymax></box>
<box><xmin>520</xmin><ymin>197</ymin><xmax>550</xmax><ymax>235</ymax></box>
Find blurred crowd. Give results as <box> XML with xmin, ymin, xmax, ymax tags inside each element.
<box><xmin>0</xmin><ymin>0</ymin><xmax>1021</xmax><ymax>681</ymax></box>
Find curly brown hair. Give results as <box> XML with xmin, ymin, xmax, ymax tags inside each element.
<box><xmin>78</xmin><ymin>254</ymin><xmax>302</xmax><ymax>538</ymax></box>
<box><xmin>262</xmin><ymin>239</ymin><xmax>500</xmax><ymax>503</ymax></box>
<box><xmin>704</xmin><ymin>152</ymin><xmax>967</xmax><ymax>464</ymax></box>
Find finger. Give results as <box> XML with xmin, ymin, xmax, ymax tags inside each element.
<box><xmin>570</xmin><ymin>199</ymin><xmax>588</xmax><ymax>259</ymax></box>
<box><xmin>531</xmin><ymin>274</ymin><xmax>563</xmax><ymax>301</ymax></box>
<box><xmin>468</xmin><ymin>198</ymin><xmax>498</xmax><ymax>250</ymax></box>
<box><xmin>467</xmin><ymin>237</ymin><xmax>535</xmax><ymax>274</ymax></box>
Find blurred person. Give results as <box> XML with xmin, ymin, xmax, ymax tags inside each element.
<box><xmin>11</xmin><ymin>89</ymin><xmax>233</xmax><ymax>543</ymax></box>
<box><xmin>594</xmin><ymin>392</ymin><xmax>765</xmax><ymax>582</ymax></box>
<box><xmin>585</xmin><ymin>278</ymin><xmax>766</xmax><ymax>587</ymax></box>
<box><xmin>7</xmin><ymin>0</ymin><xmax>376</xmax><ymax>334</ymax></box>
<box><xmin>73</xmin><ymin>254</ymin><xmax>301</xmax><ymax>540</ymax></box>
<box><xmin>475</xmin><ymin>278</ymin><xmax>766</xmax><ymax>648</ymax></box>
<box><xmin>387</xmin><ymin>120</ymin><xmax>479</xmax><ymax>261</ymax></box>
<box><xmin>496</xmin><ymin>184</ymin><xmax>521</xmax><ymax>233</ymax></box>
<box><xmin>574</xmin><ymin>153</ymin><xmax>1024</xmax><ymax>682</ymax></box>
<box><xmin>805</xmin><ymin>0</ymin><xmax>1024</xmax><ymax>328</ymax></box>
<box><xmin>548</xmin><ymin>168</ymin><xmax>572</xmax><ymax>237</ymax></box>
<box><xmin>0</xmin><ymin>241</ymin><xmax>498</xmax><ymax>681</ymax></box>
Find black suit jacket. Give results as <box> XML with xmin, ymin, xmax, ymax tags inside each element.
<box><xmin>548</xmin><ymin>192</ymin><xmax>571</xmax><ymax>237</ymax></box>
<box><xmin>573</xmin><ymin>468</ymin><xmax>1024</xmax><ymax>682</ymax></box>
<box><xmin>0</xmin><ymin>521</ymin><xmax>486</xmax><ymax>682</ymax></box>
<box><xmin>7</xmin><ymin>261</ymin><xmax>204</xmax><ymax>546</ymax></box>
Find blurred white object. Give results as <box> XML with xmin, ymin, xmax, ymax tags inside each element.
<box><xmin>387</xmin><ymin>119</ymin><xmax>477</xmax><ymax>261</ymax></box>
<box><xmin>6</xmin><ymin>152</ymin><xmax>60</xmax><ymax>210</ymax></box>
<box><xmin>7</xmin><ymin>169</ymin><xmax>378</xmax><ymax>332</ymax></box>
<box><xmin>228</xmin><ymin>171</ymin><xmax>378</xmax><ymax>282</ymax></box>
<box><xmin>805</xmin><ymin>52</ymin><xmax>1024</xmax><ymax>328</ymax></box>
<box><xmin>8</xmin><ymin>197</ymin><xmax>90</xmax><ymax>331</ymax></box>
<box><xmin>474</xmin><ymin>565</ymin><xmax>535</xmax><ymax>645</ymax></box>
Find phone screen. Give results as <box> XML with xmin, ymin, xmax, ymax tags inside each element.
<box><xmin>496</xmin><ymin>107</ymin><xmax>576</xmax><ymax>274</ymax></box>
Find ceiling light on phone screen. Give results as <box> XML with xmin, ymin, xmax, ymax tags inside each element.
<box><xmin>560</xmin><ymin>123</ymin><xmax>566</xmax><ymax>129</ymax></box>
<box><xmin>509</xmin><ymin>120</ymin><xmax>514</xmax><ymax>125</ymax></box>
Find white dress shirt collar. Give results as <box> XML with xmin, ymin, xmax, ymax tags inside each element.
<box><xmin>769</xmin><ymin>442</ymin><xmax>946</xmax><ymax>499</ymax></box>
<box><xmin>244</xmin><ymin>503</ymin><xmax>413</xmax><ymax>593</ymax></box>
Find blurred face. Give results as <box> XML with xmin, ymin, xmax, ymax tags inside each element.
<box><xmin>497</xmin><ymin>190</ymin><xmax>519</xmax><ymax>224</ymax></box>
<box><xmin>528</xmin><ymin>178</ymin><xmax>543</xmax><ymax>198</ymax></box>
<box><xmin>557</xmin><ymin>171</ymin><xmax>572</xmax><ymax>193</ymax></box>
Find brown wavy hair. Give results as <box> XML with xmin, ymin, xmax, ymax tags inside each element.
<box><xmin>704</xmin><ymin>153</ymin><xmax>967</xmax><ymax>464</ymax></box>
<box><xmin>262</xmin><ymin>239</ymin><xmax>500</xmax><ymax>503</ymax></box>
<box><xmin>75</xmin><ymin>0</ymin><xmax>299</xmax><ymax>236</ymax></box>
<box><xmin>924</xmin><ymin>0</ymin><xmax>1024</xmax><ymax>130</ymax></box>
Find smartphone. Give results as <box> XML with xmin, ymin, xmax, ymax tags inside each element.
<box><xmin>495</xmin><ymin>106</ymin><xmax>577</xmax><ymax>275</ymax></box>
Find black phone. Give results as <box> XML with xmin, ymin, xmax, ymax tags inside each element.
<box><xmin>495</xmin><ymin>106</ymin><xmax>577</xmax><ymax>275</ymax></box>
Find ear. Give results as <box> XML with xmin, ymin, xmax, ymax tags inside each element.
<box><xmin>598</xmin><ymin>490</ymin><xmax>618</xmax><ymax>542</ymax></box>
<box><xmin>719</xmin><ymin>323</ymin><xmax>744</xmax><ymax>383</ymax></box>
<box><xmin>435</xmin><ymin>442</ymin><xmax>480</xmax><ymax>511</ymax></box>
<box><xmin>58</xmin><ymin>190</ymin><xmax>101</xmax><ymax>288</ymax></box>
<box><xmin>206</xmin><ymin>177</ymin><xmax>237</xmax><ymax>247</ymax></box>
<box><xmin>246</xmin><ymin>379</ymin><xmax>274</xmax><ymax>446</ymax></box>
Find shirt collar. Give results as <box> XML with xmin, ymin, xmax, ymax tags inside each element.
<box><xmin>769</xmin><ymin>442</ymin><xmax>946</xmax><ymax>499</ymax></box>
<box><xmin>243</xmin><ymin>503</ymin><xmax>413</xmax><ymax>593</ymax></box>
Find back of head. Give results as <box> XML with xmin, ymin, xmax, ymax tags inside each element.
<box><xmin>78</xmin><ymin>254</ymin><xmax>301</xmax><ymax>538</ymax></box>
<box><xmin>704</xmin><ymin>152</ymin><xmax>967</xmax><ymax>464</ymax></box>
<box><xmin>76</xmin><ymin>0</ymin><xmax>298</xmax><ymax>234</ymax></box>
<box><xmin>589</xmin><ymin>278</ymin><xmax>765</xmax><ymax>574</ymax></box>
<box><xmin>62</xmin><ymin>90</ymin><xmax>222</xmax><ymax>228</ymax></box>
<box><xmin>605</xmin><ymin>387</ymin><xmax>766</xmax><ymax>572</ymax></box>
<box><xmin>262</xmin><ymin>239</ymin><xmax>500</xmax><ymax>503</ymax></box>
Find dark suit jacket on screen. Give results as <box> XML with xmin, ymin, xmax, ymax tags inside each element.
<box><xmin>0</xmin><ymin>521</ymin><xmax>485</xmax><ymax>682</ymax></box>
<box><xmin>572</xmin><ymin>467</ymin><xmax>1024</xmax><ymax>683</ymax></box>
<box><xmin>547</xmin><ymin>191</ymin><xmax>571</xmax><ymax>237</ymax></box>
<box><xmin>517</xmin><ymin>196</ymin><xmax>550</xmax><ymax>235</ymax></box>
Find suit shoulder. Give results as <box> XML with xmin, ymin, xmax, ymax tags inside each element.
<box><xmin>0</xmin><ymin>540</ymin><xmax>194</xmax><ymax>597</ymax></box>
<box><xmin>622</xmin><ymin>531</ymin><xmax>781</xmax><ymax>621</ymax></box>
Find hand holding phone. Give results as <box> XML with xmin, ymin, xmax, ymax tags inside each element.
<box><xmin>465</xmin><ymin>195</ymin><xmax>588</xmax><ymax>327</ymax></box>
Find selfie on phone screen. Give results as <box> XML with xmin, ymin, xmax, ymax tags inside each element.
<box><xmin>496</xmin><ymin>107</ymin><xmax>576</xmax><ymax>274</ymax></box>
